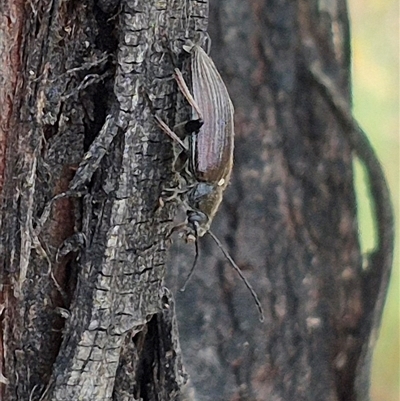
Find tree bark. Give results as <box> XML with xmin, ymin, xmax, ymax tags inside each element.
<box><xmin>0</xmin><ymin>1</ymin><xmax>393</xmax><ymax>401</ymax></box>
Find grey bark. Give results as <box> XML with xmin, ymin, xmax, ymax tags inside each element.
<box><xmin>1</xmin><ymin>0</ymin><xmax>206</xmax><ymax>400</ymax></box>
<box><xmin>0</xmin><ymin>0</ymin><xmax>393</xmax><ymax>401</ymax></box>
<box><xmin>168</xmin><ymin>1</ymin><xmax>393</xmax><ymax>401</ymax></box>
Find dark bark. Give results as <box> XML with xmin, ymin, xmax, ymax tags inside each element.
<box><xmin>168</xmin><ymin>1</ymin><xmax>393</xmax><ymax>401</ymax></box>
<box><xmin>0</xmin><ymin>1</ymin><xmax>393</xmax><ymax>401</ymax></box>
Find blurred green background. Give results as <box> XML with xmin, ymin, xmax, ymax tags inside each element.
<box><xmin>349</xmin><ymin>0</ymin><xmax>399</xmax><ymax>400</ymax></box>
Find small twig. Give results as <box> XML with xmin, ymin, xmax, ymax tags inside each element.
<box><xmin>62</xmin><ymin>70</ymin><xmax>114</xmax><ymax>100</ymax></box>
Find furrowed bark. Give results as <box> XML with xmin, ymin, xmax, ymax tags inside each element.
<box><xmin>0</xmin><ymin>1</ymin><xmax>207</xmax><ymax>400</ymax></box>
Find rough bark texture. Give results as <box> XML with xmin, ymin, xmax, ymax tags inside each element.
<box><xmin>0</xmin><ymin>0</ymin><xmax>207</xmax><ymax>400</ymax></box>
<box><xmin>0</xmin><ymin>0</ymin><xmax>393</xmax><ymax>401</ymax></box>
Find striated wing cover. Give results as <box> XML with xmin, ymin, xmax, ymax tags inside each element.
<box><xmin>190</xmin><ymin>45</ymin><xmax>234</xmax><ymax>184</ymax></box>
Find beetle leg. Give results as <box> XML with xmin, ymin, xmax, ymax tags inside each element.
<box><xmin>155</xmin><ymin>115</ymin><xmax>203</xmax><ymax>177</ymax></box>
<box><xmin>173</xmin><ymin>119</ymin><xmax>203</xmax><ymax>138</ymax></box>
<box><xmin>174</xmin><ymin>68</ymin><xmax>203</xmax><ymax>121</ymax></box>
<box><xmin>158</xmin><ymin>177</ymin><xmax>194</xmax><ymax>210</ymax></box>
<box><xmin>154</xmin><ymin>115</ymin><xmax>188</xmax><ymax>152</ymax></box>
<box><xmin>161</xmin><ymin>185</ymin><xmax>187</xmax><ymax>202</ymax></box>
<box><xmin>156</xmin><ymin>185</ymin><xmax>183</xmax><ymax>213</ymax></box>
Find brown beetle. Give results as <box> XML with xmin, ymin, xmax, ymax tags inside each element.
<box><xmin>175</xmin><ymin>43</ymin><xmax>234</xmax><ymax>237</ymax></box>
<box><xmin>157</xmin><ymin>42</ymin><xmax>264</xmax><ymax>321</ymax></box>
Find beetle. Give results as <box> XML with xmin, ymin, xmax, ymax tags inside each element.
<box><xmin>159</xmin><ymin>43</ymin><xmax>234</xmax><ymax>236</ymax></box>
<box><xmin>156</xmin><ymin>42</ymin><xmax>264</xmax><ymax>322</ymax></box>
<box><xmin>177</xmin><ymin>43</ymin><xmax>233</xmax><ymax>236</ymax></box>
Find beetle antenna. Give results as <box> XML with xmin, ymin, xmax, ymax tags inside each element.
<box><xmin>180</xmin><ymin>225</ymin><xmax>200</xmax><ymax>292</ymax></box>
<box><xmin>207</xmin><ymin>230</ymin><xmax>265</xmax><ymax>322</ymax></box>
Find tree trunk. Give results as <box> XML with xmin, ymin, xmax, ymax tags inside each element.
<box><xmin>0</xmin><ymin>1</ymin><xmax>393</xmax><ymax>401</ymax></box>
